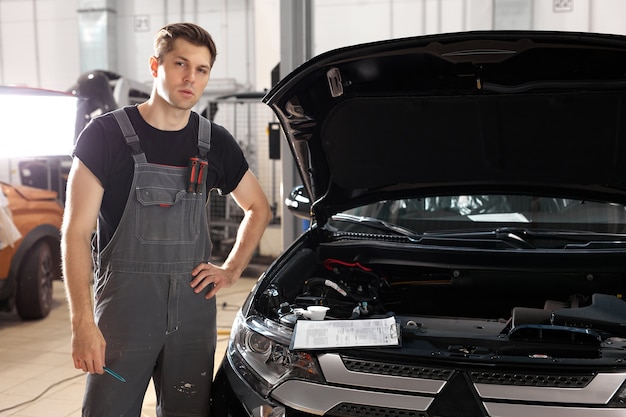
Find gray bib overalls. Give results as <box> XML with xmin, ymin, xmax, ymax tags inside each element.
<box><xmin>83</xmin><ymin>109</ymin><xmax>216</xmax><ymax>417</ymax></box>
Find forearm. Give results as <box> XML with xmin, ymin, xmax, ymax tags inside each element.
<box><xmin>222</xmin><ymin>206</ymin><xmax>271</xmax><ymax>280</ymax></box>
<box><xmin>61</xmin><ymin>231</ymin><xmax>96</xmax><ymax>328</ymax></box>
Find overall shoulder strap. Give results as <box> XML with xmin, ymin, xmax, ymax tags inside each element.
<box><xmin>198</xmin><ymin>115</ymin><xmax>211</xmax><ymax>158</ymax></box>
<box><xmin>111</xmin><ymin>108</ymin><xmax>147</xmax><ymax>163</ymax></box>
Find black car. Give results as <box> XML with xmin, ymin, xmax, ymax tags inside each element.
<box><xmin>211</xmin><ymin>31</ymin><xmax>626</xmax><ymax>417</ymax></box>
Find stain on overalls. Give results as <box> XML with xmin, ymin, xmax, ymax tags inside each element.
<box><xmin>83</xmin><ymin>109</ymin><xmax>216</xmax><ymax>417</ymax></box>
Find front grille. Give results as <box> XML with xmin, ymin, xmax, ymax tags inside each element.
<box><xmin>343</xmin><ymin>358</ymin><xmax>453</xmax><ymax>380</ymax></box>
<box><xmin>327</xmin><ymin>403</ymin><xmax>430</xmax><ymax>417</ymax></box>
<box><xmin>469</xmin><ymin>371</ymin><xmax>594</xmax><ymax>387</ymax></box>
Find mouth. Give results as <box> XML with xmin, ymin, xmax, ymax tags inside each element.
<box><xmin>179</xmin><ymin>88</ymin><xmax>194</xmax><ymax>98</ymax></box>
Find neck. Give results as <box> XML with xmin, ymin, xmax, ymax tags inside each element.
<box><xmin>137</xmin><ymin>97</ymin><xmax>191</xmax><ymax>131</ymax></box>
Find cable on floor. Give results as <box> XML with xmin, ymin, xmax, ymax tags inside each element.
<box><xmin>0</xmin><ymin>373</ymin><xmax>84</xmax><ymax>413</ymax></box>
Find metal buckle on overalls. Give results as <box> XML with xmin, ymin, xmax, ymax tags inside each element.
<box><xmin>187</xmin><ymin>156</ymin><xmax>208</xmax><ymax>194</ymax></box>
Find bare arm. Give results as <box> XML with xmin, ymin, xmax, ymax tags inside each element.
<box><xmin>191</xmin><ymin>169</ymin><xmax>271</xmax><ymax>298</ymax></box>
<box><xmin>61</xmin><ymin>158</ymin><xmax>107</xmax><ymax>374</ymax></box>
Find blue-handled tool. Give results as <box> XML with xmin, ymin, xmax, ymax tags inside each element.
<box><xmin>103</xmin><ymin>366</ymin><xmax>126</xmax><ymax>382</ymax></box>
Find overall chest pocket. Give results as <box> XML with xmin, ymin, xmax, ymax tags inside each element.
<box><xmin>135</xmin><ymin>187</ymin><xmax>201</xmax><ymax>243</ymax></box>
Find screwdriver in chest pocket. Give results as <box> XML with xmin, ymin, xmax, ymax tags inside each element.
<box><xmin>187</xmin><ymin>157</ymin><xmax>199</xmax><ymax>193</ymax></box>
<box><xmin>196</xmin><ymin>160</ymin><xmax>208</xmax><ymax>193</ymax></box>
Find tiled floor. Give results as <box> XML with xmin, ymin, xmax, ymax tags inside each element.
<box><xmin>0</xmin><ymin>273</ymin><xmax>260</xmax><ymax>417</ymax></box>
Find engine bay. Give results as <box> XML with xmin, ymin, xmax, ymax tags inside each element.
<box><xmin>253</xmin><ymin>247</ymin><xmax>626</xmax><ymax>353</ymax></box>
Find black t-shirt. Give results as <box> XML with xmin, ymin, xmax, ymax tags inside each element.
<box><xmin>72</xmin><ymin>106</ymin><xmax>248</xmax><ymax>249</ymax></box>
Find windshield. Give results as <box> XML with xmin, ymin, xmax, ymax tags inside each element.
<box><xmin>334</xmin><ymin>195</ymin><xmax>626</xmax><ymax>235</ymax></box>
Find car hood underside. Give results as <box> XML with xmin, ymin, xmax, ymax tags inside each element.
<box><xmin>263</xmin><ymin>30</ymin><xmax>626</xmax><ymax>225</ymax></box>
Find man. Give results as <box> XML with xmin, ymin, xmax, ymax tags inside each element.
<box><xmin>61</xmin><ymin>23</ymin><xmax>271</xmax><ymax>416</ymax></box>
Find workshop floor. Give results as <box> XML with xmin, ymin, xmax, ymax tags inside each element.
<box><xmin>0</xmin><ymin>273</ymin><xmax>260</xmax><ymax>417</ymax></box>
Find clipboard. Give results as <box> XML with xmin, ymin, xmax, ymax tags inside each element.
<box><xmin>290</xmin><ymin>316</ymin><xmax>399</xmax><ymax>350</ymax></box>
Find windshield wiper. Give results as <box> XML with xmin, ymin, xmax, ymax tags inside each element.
<box><xmin>498</xmin><ymin>227</ymin><xmax>626</xmax><ymax>249</ymax></box>
<box><xmin>425</xmin><ymin>227</ymin><xmax>626</xmax><ymax>250</ymax></box>
<box><xmin>330</xmin><ymin>213</ymin><xmax>420</xmax><ymax>241</ymax></box>
<box><xmin>329</xmin><ymin>218</ymin><xmax>626</xmax><ymax>249</ymax></box>
<box><xmin>420</xmin><ymin>227</ymin><xmax>535</xmax><ymax>249</ymax></box>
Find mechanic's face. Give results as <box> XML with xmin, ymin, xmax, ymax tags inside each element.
<box><xmin>151</xmin><ymin>38</ymin><xmax>212</xmax><ymax>110</ymax></box>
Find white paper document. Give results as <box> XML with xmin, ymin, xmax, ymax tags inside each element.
<box><xmin>290</xmin><ymin>316</ymin><xmax>399</xmax><ymax>350</ymax></box>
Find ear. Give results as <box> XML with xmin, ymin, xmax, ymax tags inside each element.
<box><xmin>149</xmin><ymin>56</ymin><xmax>158</xmax><ymax>77</ymax></box>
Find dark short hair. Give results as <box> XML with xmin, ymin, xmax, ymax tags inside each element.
<box><xmin>154</xmin><ymin>23</ymin><xmax>217</xmax><ymax>67</ymax></box>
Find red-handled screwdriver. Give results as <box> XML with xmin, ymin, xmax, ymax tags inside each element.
<box><xmin>187</xmin><ymin>157</ymin><xmax>199</xmax><ymax>193</ymax></box>
<box><xmin>196</xmin><ymin>160</ymin><xmax>208</xmax><ymax>194</ymax></box>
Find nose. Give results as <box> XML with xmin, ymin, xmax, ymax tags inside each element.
<box><xmin>184</xmin><ymin>69</ymin><xmax>195</xmax><ymax>84</ymax></box>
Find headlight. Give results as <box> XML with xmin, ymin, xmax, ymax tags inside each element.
<box><xmin>228</xmin><ymin>312</ymin><xmax>324</xmax><ymax>397</ymax></box>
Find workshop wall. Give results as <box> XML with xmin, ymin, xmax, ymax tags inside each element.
<box><xmin>1</xmin><ymin>0</ymin><xmax>625</xmax><ymax>94</ymax></box>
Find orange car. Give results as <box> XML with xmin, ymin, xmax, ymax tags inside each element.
<box><xmin>0</xmin><ymin>182</ymin><xmax>63</xmax><ymax>320</ymax></box>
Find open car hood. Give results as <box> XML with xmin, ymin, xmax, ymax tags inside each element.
<box><xmin>263</xmin><ymin>31</ymin><xmax>626</xmax><ymax>225</ymax></box>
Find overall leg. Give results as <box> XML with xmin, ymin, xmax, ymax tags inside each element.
<box><xmin>153</xmin><ymin>279</ymin><xmax>217</xmax><ymax>417</ymax></box>
<box><xmin>82</xmin><ymin>350</ymin><xmax>157</xmax><ymax>417</ymax></box>
<box><xmin>83</xmin><ymin>273</ymin><xmax>169</xmax><ymax>417</ymax></box>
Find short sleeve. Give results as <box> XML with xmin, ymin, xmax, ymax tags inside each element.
<box><xmin>72</xmin><ymin>115</ymin><xmax>129</xmax><ymax>189</ymax></box>
<box><xmin>207</xmin><ymin>123</ymin><xmax>249</xmax><ymax>195</ymax></box>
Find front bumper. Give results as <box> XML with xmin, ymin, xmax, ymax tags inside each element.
<box><xmin>212</xmin><ymin>347</ymin><xmax>626</xmax><ymax>417</ymax></box>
